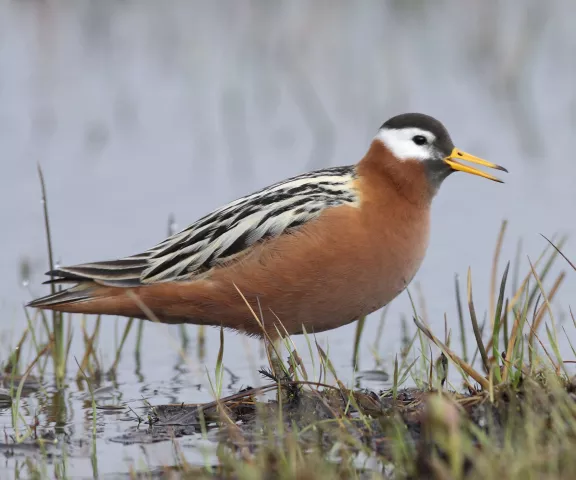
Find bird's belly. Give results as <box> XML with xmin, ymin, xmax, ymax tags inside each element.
<box><xmin>280</xmin><ymin>238</ymin><xmax>426</xmax><ymax>333</ymax></box>
<box><xmin>209</xmin><ymin>210</ymin><xmax>430</xmax><ymax>335</ymax></box>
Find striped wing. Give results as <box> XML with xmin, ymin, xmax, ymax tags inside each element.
<box><xmin>46</xmin><ymin>166</ymin><xmax>359</xmax><ymax>287</ymax></box>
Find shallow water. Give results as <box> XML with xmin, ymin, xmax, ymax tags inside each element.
<box><xmin>1</xmin><ymin>1</ymin><xmax>576</xmax><ymax>477</ymax></box>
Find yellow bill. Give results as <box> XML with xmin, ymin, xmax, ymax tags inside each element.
<box><xmin>444</xmin><ymin>147</ymin><xmax>508</xmax><ymax>183</ymax></box>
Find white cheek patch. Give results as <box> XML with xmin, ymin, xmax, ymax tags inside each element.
<box><xmin>374</xmin><ymin>127</ymin><xmax>434</xmax><ymax>161</ymax></box>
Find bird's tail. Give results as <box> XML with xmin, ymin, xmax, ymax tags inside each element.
<box><xmin>26</xmin><ymin>280</ymin><xmax>144</xmax><ymax>317</ymax></box>
<box><xmin>27</xmin><ymin>257</ymin><xmax>150</xmax><ymax>317</ymax></box>
<box><xmin>27</xmin><ymin>282</ymin><xmax>100</xmax><ymax>309</ymax></box>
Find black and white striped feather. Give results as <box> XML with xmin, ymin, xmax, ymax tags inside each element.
<box><xmin>45</xmin><ymin>166</ymin><xmax>359</xmax><ymax>287</ymax></box>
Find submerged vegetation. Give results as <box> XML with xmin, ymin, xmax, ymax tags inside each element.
<box><xmin>1</xmin><ymin>173</ymin><xmax>576</xmax><ymax>479</ymax></box>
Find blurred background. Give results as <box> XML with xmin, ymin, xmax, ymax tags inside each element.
<box><xmin>0</xmin><ymin>0</ymin><xmax>575</xmax><ymax>475</ymax></box>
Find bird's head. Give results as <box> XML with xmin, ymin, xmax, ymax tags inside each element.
<box><xmin>375</xmin><ymin>113</ymin><xmax>508</xmax><ymax>188</ymax></box>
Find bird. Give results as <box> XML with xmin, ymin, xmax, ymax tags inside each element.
<box><xmin>28</xmin><ymin>113</ymin><xmax>507</xmax><ymax>338</ymax></box>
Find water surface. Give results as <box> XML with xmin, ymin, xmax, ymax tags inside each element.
<box><xmin>1</xmin><ymin>1</ymin><xmax>575</xmax><ymax>477</ymax></box>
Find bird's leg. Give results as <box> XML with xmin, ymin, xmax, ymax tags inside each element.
<box><xmin>264</xmin><ymin>337</ymin><xmax>287</xmax><ymax>382</ymax></box>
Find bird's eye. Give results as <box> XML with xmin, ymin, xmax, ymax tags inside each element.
<box><xmin>412</xmin><ymin>135</ymin><xmax>427</xmax><ymax>146</ymax></box>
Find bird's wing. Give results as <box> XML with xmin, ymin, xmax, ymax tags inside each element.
<box><xmin>45</xmin><ymin>166</ymin><xmax>359</xmax><ymax>287</ymax></box>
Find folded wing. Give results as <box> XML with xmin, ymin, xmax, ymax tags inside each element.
<box><xmin>34</xmin><ymin>166</ymin><xmax>359</xmax><ymax>299</ymax></box>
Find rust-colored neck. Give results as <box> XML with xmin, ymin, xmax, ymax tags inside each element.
<box><xmin>356</xmin><ymin>140</ymin><xmax>434</xmax><ymax>208</ymax></box>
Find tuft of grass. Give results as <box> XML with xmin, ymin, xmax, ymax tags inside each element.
<box><xmin>108</xmin><ymin>317</ymin><xmax>135</xmax><ymax>375</ymax></box>
<box><xmin>37</xmin><ymin>164</ymin><xmax>66</xmax><ymax>385</ymax></box>
<box><xmin>75</xmin><ymin>358</ymin><xmax>99</xmax><ymax>478</ymax></box>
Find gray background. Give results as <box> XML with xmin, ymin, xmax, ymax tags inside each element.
<box><xmin>0</xmin><ymin>1</ymin><xmax>575</xmax><ymax>475</ymax></box>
